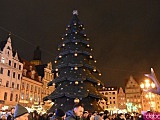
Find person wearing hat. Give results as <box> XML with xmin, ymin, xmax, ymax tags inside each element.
<box><xmin>50</xmin><ymin>108</ymin><xmax>65</xmax><ymax>120</ymax></box>
<box><xmin>13</xmin><ymin>104</ymin><xmax>29</xmax><ymax>120</ymax></box>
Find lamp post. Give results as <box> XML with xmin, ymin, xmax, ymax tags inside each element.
<box><xmin>140</xmin><ymin>79</ymin><xmax>155</xmax><ymax>111</ymax></box>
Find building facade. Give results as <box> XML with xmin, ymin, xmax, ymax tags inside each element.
<box><xmin>141</xmin><ymin>91</ymin><xmax>160</xmax><ymax>112</ymax></box>
<box><xmin>117</xmin><ymin>87</ymin><xmax>126</xmax><ymax>110</ymax></box>
<box><xmin>125</xmin><ymin>75</ymin><xmax>141</xmax><ymax>112</ymax></box>
<box><xmin>20</xmin><ymin>58</ymin><xmax>43</xmax><ymax>108</ymax></box>
<box><xmin>99</xmin><ymin>87</ymin><xmax>118</xmax><ymax>114</ymax></box>
<box><xmin>0</xmin><ymin>36</ymin><xmax>23</xmax><ymax>109</ymax></box>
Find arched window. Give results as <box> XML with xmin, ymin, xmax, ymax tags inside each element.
<box><xmin>10</xmin><ymin>93</ymin><xmax>13</xmax><ymax>101</ymax></box>
<box><xmin>6</xmin><ymin>81</ymin><xmax>9</xmax><ymax>87</ymax></box>
<box><xmin>4</xmin><ymin>92</ymin><xmax>7</xmax><ymax>100</ymax></box>
<box><xmin>9</xmin><ymin>60</ymin><xmax>11</xmax><ymax>66</ymax></box>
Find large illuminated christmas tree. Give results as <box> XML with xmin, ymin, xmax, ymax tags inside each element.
<box><xmin>44</xmin><ymin>10</ymin><xmax>106</xmax><ymax>112</ymax></box>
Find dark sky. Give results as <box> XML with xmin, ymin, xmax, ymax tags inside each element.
<box><xmin>1</xmin><ymin>0</ymin><xmax>160</xmax><ymax>87</ymax></box>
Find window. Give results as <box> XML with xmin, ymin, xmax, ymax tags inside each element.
<box><xmin>9</xmin><ymin>60</ymin><xmax>11</xmax><ymax>66</ymax></box>
<box><xmin>31</xmin><ymin>85</ymin><xmax>33</xmax><ymax>91</ymax></box>
<box><xmin>1</xmin><ymin>57</ymin><xmax>5</xmax><ymax>63</ymax></box>
<box><xmin>113</xmin><ymin>97</ymin><xmax>115</xmax><ymax>99</ymax></box>
<box><xmin>6</xmin><ymin>81</ymin><xmax>9</xmax><ymax>87</ymax></box>
<box><xmin>30</xmin><ymin>94</ymin><xmax>33</xmax><ymax>101</ymax></box>
<box><xmin>7</xmin><ymin>70</ymin><xmax>10</xmax><ymax>76</ymax></box>
<box><xmin>35</xmin><ymin>86</ymin><xmax>37</xmax><ymax>93</ymax></box>
<box><xmin>4</xmin><ymin>92</ymin><xmax>7</xmax><ymax>100</ymax></box>
<box><xmin>26</xmin><ymin>84</ymin><xmax>29</xmax><ymax>90</ymax></box>
<box><xmin>18</xmin><ymin>74</ymin><xmax>21</xmax><ymax>80</ymax></box>
<box><xmin>34</xmin><ymin>94</ymin><xmax>37</xmax><ymax>101</ymax></box>
<box><xmin>14</xmin><ymin>63</ymin><xmax>16</xmax><ymax>68</ymax></box>
<box><xmin>21</xmin><ymin>82</ymin><xmax>25</xmax><ymax>90</ymax></box>
<box><xmin>38</xmin><ymin>88</ymin><xmax>40</xmax><ymax>94</ymax></box>
<box><xmin>112</xmin><ymin>92</ymin><xmax>115</xmax><ymax>94</ymax></box>
<box><xmin>19</xmin><ymin>65</ymin><xmax>21</xmax><ymax>70</ymax></box>
<box><xmin>26</xmin><ymin>94</ymin><xmax>29</xmax><ymax>100</ymax></box>
<box><xmin>0</xmin><ymin>68</ymin><xmax>3</xmax><ymax>74</ymax></box>
<box><xmin>113</xmin><ymin>101</ymin><xmax>116</xmax><ymax>104</ymax></box>
<box><xmin>13</xmin><ymin>72</ymin><xmax>15</xmax><ymax>78</ymax></box>
<box><xmin>15</xmin><ymin>94</ymin><xmax>18</xmax><ymax>102</ymax></box>
<box><xmin>0</xmin><ymin>78</ymin><xmax>2</xmax><ymax>85</ymax></box>
<box><xmin>21</xmin><ymin>93</ymin><xmax>24</xmax><ymax>100</ymax></box>
<box><xmin>38</xmin><ymin>96</ymin><xmax>40</xmax><ymax>102</ymax></box>
<box><xmin>17</xmin><ymin>84</ymin><xmax>19</xmax><ymax>90</ymax></box>
<box><xmin>10</xmin><ymin>93</ymin><xmax>13</xmax><ymax>101</ymax></box>
<box><xmin>12</xmin><ymin>82</ymin><xmax>14</xmax><ymax>88</ymax></box>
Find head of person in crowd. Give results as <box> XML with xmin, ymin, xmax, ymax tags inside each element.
<box><xmin>10</xmin><ymin>107</ymin><xmax>15</xmax><ymax>115</ymax></box>
<box><xmin>73</xmin><ymin>103</ymin><xmax>84</xmax><ymax>117</ymax></box>
<box><xmin>92</xmin><ymin>111</ymin><xmax>98</xmax><ymax>116</ymax></box>
<box><xmin>118</xmin><ymin>113</ymin><xmax>125</xmax><ymax>120</ymax></box>
<box><xmin>14</xmin><ymin>104</ymin><xmax>29</xmax><ymax>120</ymax></box>
<box><xmin>54</xmin><ymin>108</ymin><xmax>66</xmax><ymax>120</ymax></box>
<box><xmin>83</xmin><ymin>111</ymin><xmax>89</xmax><ymax>118</ymax></box>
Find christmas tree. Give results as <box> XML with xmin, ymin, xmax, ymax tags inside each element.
<box><xmin>44</xmin><ymin>10</ymin><xmax>106</xmax><ymax>112</ymax></box>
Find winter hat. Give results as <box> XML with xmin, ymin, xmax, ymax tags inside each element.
<box><xmin>14</xmin><ymin>104</ymin><xmax>28</xmax><ymax>118</ymax></box>
<box><xmin>55</xmin><ymin>109</ymin><xmax>65</xmax><ymax>117</ymax></box>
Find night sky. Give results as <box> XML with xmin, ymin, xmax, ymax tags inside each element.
<box><xmin>1</xmin><ymin>0</ymin><xmax>160</xmax><ymax>88</ymax></box>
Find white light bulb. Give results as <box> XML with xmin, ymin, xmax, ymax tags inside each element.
<box><xmin>74</xmin><ymin>53</ymin><xmax>78</xmax><ymax>56</ymax></box>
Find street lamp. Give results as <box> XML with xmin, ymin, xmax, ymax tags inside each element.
<box><xmin>140</xmin><ymin>79</ymin><xmax>155</xmax><ymax>91</ymax></box>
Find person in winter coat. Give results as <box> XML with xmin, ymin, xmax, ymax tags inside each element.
<box><xmin>7</xmin><ymin>107</ymin><xmax>15</xmax><ymax>120</ymax></box>
<box><xmin>51</xmin><ymin>108</ymin><xmax>66</xmax><ymax>120</ymax></box>
<box><xmin>65</xmin><ymin>103</ymin><xmax>84</xmax><ymax>120</ymax></box>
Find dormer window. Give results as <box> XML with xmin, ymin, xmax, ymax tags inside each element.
<box><xmin>31</xmin><ymin>70</ymin><xmax>35</xmax><ymax>79</ymax></box>
<box><xmin>23</xmin><ymin>69</ymin><xmax>27</xmax><ymax>76</ymax></box>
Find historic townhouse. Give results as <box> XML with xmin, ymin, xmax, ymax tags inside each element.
<box><xmin>0</xmin><ymin>36</ymin><xmax>23</xmax><ymax>109</ymax></box>
<box><xmin>125</xmin><ymin>75</ymin><xmax>141</xmax><ymax>112</ymax></box>
<box><xmin>99</xmin><ymin>87</ymin><xmax>118</xmax><ymax>114</ymax></box>
<box><xmin>117</xmin><ymin>87</ymin><xmax>126</xmax><ymax>111</ymax></box>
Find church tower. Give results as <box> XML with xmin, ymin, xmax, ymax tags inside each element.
<box><xmin>30</xmin><ymin>46</ymin><xmax>42</xmax><ymax>65</ymax></box>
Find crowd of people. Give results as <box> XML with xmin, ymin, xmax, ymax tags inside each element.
<box><xmin>0</xmin><ymin>103</ymin><xmax>144</xmax><ymax>120</ymax></box>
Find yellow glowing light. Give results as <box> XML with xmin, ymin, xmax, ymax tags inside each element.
<box><xmin>62</xmin><ymin>44</ymin><xmax>65</xmax><ymax>46</ymax></box>
<box><xmin>90</xmin><ymin>56</ymin><xmax>92</xmax><ymax>58</ymax></box>
<box><xmin>74</xmin><ymin>67</ymin><xmax>78</xmax><ymax>70</ymax></box>
<box><xmin>74</xmin><ymin>53</ymin><xmax>78</xmax><ymax>56</ymax></box>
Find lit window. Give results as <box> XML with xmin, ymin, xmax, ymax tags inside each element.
<box><xmin>1</xmin><ymin>57</ymin><xmax>5</xmax><ymax>63</ymax></box>
<box><xmin>21</xmin><ymin>93</ymin><xmax>24</xmax><ymax>100</ymax></box>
